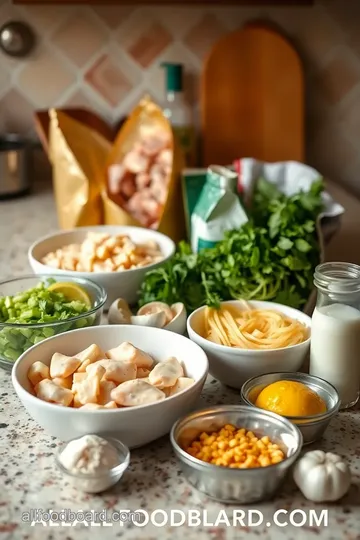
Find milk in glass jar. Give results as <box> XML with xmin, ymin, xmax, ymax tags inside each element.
<box><xmin>310</xmin><ymin>262</ymin><xmax>360</xmax><ymax>410</ymax></box>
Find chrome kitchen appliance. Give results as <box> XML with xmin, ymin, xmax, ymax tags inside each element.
<box><xmin>0</xmin><ymin>134</ymin><xmax>32</xmax><ymax>199</ymax></box>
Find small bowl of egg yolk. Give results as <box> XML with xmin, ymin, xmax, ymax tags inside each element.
<box><xmin>241</xmin><ymin>372</ymin><xmax>340</xmax><ymax>445</ymax></box>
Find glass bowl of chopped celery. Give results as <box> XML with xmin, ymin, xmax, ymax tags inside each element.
<box><xmin>0</xmin><ymin>275</ymin><xmax>107</xmax><ymax>371</ymax></box>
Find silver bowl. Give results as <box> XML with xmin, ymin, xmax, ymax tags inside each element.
<box><xmin>241</xmin><ymin>372</ymin><xmax>340</xmax><ymax>445</ymax></box>
<box><xmin>170</xmin><ymin>405</ymin><xmax>302</xmax><ymax>504</ymax></box>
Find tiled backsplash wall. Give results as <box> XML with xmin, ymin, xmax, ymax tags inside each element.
<box><xmin>1</xmin><ymin>0</ymin><xmax>360</xmax><ymax>195</ymax></box>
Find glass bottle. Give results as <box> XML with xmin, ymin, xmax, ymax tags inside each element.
<box><xmin>160</xmin><ymin>62</ymin><xmax>196</xmax><ymax>166</ymax></box>
<box><xmin>310</xmin><ymin>262</ymin><xmax>360</xmax><ymax>410</ymax></box>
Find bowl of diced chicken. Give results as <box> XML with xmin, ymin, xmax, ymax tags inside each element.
<box><xmin>12</xmin><ymin>324</ymin><xmax>209</xmax><ymax>448</ymax></box>
<box><xmin>28</xmin><ymin>226</ymin><xmax>175</xmax><ymax>310</ymax></box>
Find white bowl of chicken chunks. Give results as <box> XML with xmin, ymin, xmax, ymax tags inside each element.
<box><xmin>28</xmin><ymin>225</ymin><xmax>175</xmax><ymax>310</ymax></box>
<box><xmin>12</xmin><ymin>325</ymin><xmax>208</xmax><ymax>448</ymax></box>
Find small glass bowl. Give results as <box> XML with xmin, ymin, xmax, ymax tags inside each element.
<box><xmin>0</xmin><ymin>275</ymin><xmax>107</xmax><ymax>371</ymax></box>
<box><xmin>55</xmin><ymin>435</ymin><xmax>130</xmax><ymax>494</ymax></box>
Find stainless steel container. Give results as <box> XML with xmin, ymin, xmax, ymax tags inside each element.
<box><xmin>241</xmin><ymin>372</ymin><xmax>340</xmax><ymax>445</ymax></box>
<box><xmin>170</xmin><ymin>405</ymin><xmax>302</xmax><ymax>504</ymax></box>
<box><xmin>0</xmin><ymin>134</ymin><xmax>32</xmax><ymax>199</ymax></box>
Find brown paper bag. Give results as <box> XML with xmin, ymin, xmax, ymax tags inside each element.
<box><xmin>45</xmin><ymin>97</ymin><xmax>186</xmax><ymax>242</ymax></box>
<box><xmin>49</xmin><ymin>109</ymin><xmax>110</xmax><ymax>229</ymax></box>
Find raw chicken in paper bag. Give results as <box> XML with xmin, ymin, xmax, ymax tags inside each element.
<box><xmin>46</xmin><ymin>96</ymin><xmax>185</xmax><ymax>242</ymax></box>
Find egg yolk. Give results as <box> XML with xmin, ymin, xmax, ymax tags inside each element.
<box><xmin>255</xmin><ymin>380</ymin><xmax>327</xmax><ymax>417</ymax></box>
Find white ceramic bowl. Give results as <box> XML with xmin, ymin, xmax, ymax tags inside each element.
<box><xmin>28</xmin><ymin>226</ymin><xmax>175</xmax><ymax>310</ymax></box>
<box><xmin>187</xmin><ymin>300</ymin><xmax>311</xmax><ymax>390</ymax></box>
<box><xmin>12</xmin><ymin>325</ymin><xmax>208</xmax><ymax>448</ymax></box>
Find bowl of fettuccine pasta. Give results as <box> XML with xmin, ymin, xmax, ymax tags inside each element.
<box><xmin>187</xmin><ymin>300</ymin><xmax>311</xmax><ymax>390</ymax></box>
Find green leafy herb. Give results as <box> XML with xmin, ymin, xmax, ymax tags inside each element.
<box><xmin>139</xmin><ymin>178</ymin><xmax>324</xmax><ymax>312</ymax></box>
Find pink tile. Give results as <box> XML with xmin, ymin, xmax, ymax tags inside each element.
<box><xmin>85</xmin><ymin>54</ymin><xmax>133</xmax><ymax>107</ymax></box>
<box><xmin>91</xmin><ymin>5</ymin><xmax>133</xmax><ymax>29</ymax></box>
<box><xmin>338</xmin><ymin>88</ymin><xmax>360</xmax><ymax>144</ymax></box>
<box><xmin>316</xmin><ymin>47</ymin><xmax>360</xmax><ymax>105</ymax></box>
<box><xmin>52</xmin><ymin>13</ymin><xmax>106</xmax><ymax>68</ymax></box>
<box><xmin>17</xmin><ymin>49</ymin><xmax>75</xmax><ymax>108</ymax></box>
<box><xmin>294</xmin><ymin>8</ymin><xmax>342</xmax><ymax>71</ymax></box>
<box><xmin>349</xmin><ymin>31</ymin><xmax>360</xmax><ymax>62</ymax></box>
<box><xmin>184</xmin><ymin>13</ymin><xmax>226</xmax><ymax>61</ymax></box>
<box><xmin>20</xmin><ymin>4</ymin><xmax>70</xmax><ymax>34</ymax></box>
<box><xmin>157</xmin><ymin>7</ymin><xmax>199</xmax><ymax>38</ymax></box>
<box><xmin>322</xmin><ymin>0</ymin><xmax>360</xmax><ymax>39</ymax></box>
<box><xmin>0</xmin><ymin>89</ymin><xmax>34</xmax><ymax>134</ymax></box>
<box><xmin>63</xmin><ymin>88</ymin><xmax>95</xmax><ymax>109</ymax></box>
<box><xmin>126</xmin><ymin>22</ymin><xmax>172</xmax><ymax>68</ymax></box>
<box><xmin>63</xmin><ymin>88</ymin><xmax>109</xmax><ymax>123</ymax></box>
<box><xmin>307</xmin><ymin>119</ymin><xmax>357</xmax><ymax>182</ymax></box>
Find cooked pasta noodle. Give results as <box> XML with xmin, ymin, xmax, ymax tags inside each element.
<box><xmin>203</xmin><ymin>303</ymin><xmax>308</xmax><ymax>350</ymax></box>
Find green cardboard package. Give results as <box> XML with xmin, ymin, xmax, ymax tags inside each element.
<box><xmin>182</xmin><ymin>165</ymin><xmax>248</xmax><ymax>253</ymax></box>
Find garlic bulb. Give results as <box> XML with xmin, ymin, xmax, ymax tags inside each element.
<box><xmin>165</xmin><ymin>303</ymin><xmax>186</xmax><ymax>334</ymax></box>
<box><xmin>137</xmin><ymin>302</ymin><xmax>174</xmax><ymax>325</ymax></box>
<box><xmin>131</xmin><ymin>311</ymin><xmax>166</xmax><ymax>328</ymax></box>
<box><xmin>293</xmin><ymin>450</ymin><xmax>351</xmax><ymax>502</ymax></box>
<box><xmin>108</xmin><ymin>298</ymin><xmax>132</xmax><ymax>325</ymax></box>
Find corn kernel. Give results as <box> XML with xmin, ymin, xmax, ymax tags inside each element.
<box><xmin>185</xmin><ymin>425</ymin><xmax>284</xmax><ymax>469</ymax></box>
<box><xmin>218</xmin><ymin>441</ymin><xmax>228</xmax><ymax>450</ymax></box>
<box><xmin>271</xmin><ymin>450</ymin><xmax>284</xmax><ymax>458</ymax></box>
<box><xmin>259</xmin><ymin>456</ymin><xmax>271</xmax><ymax>467</ymax></box>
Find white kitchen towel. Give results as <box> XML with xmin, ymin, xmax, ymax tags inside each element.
<box><xmin>233</xmin><ymin>158</ymin><xmax>345</xmax><ymax>314</ymax></box>
<box><xmin>234</xmin><ymin>158</ymin><xmax>344</xmax><ymax>219</ymax></box>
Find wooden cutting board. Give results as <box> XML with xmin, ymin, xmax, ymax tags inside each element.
<box><xmin>201</xmin><ymin>23</ymin><xmax>304</xmax><ymax>166</ymax></box>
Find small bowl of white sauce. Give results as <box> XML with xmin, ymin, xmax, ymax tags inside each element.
<box><xmin>55</xmin><ymin>434</ymin><xmax>130</xmax><ymax>493</ymax></box>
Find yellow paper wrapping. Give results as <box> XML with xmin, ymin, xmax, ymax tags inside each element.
<box><xmin>49</xmin><ymin>109</ymin><xmax>110</xmax><ymax>229</ymax></box>
<box><xmin>47</xmin><ymin>97</ymin><xmax>186</xmax><ymax>242</ymax></box>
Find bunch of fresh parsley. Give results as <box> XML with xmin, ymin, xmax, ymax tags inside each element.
<box><xmin>138</xmin><ymin>178</ymin><xmax>324</xmax><ymax>312</ymax></box>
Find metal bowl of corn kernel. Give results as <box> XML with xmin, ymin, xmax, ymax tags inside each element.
<box><xmin>170</xmin><ymin>405</ymin><xmax>303</xmax><ymax>504</ymax></box>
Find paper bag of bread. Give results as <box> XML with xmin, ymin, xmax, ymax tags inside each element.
<box><xmin>43</xmin><ymin>97</ymin><xmax>185</xmax><ymax>242</ymax></box>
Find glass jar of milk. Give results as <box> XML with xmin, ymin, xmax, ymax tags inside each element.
<box><xmin>310</xmin><ymin>262</ymin><xmax>360</xmax><ymax>410</ymax></box>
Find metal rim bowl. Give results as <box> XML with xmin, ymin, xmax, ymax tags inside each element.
<box><xmin>241</xmin><ymin>372</ymin><xmax>340</xmax><ymax>445</ymax></box>
<box><xmin>170</xmin><ymin>405</ymin><xmax>303</xmax><ymax>504</ymax></box>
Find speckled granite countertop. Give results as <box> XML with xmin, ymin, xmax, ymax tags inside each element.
<box><xmin>1</xmin><ymin>183</ymin><xmax>360</xmax><ymax>540</ymax></box>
